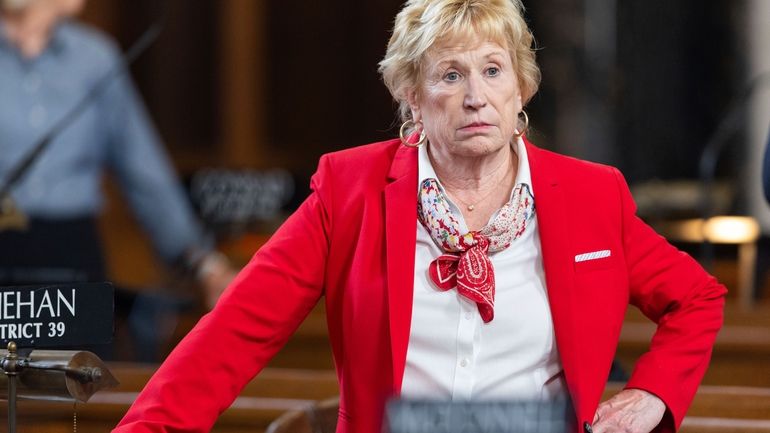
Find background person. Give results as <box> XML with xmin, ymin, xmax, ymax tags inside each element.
<box><xmin>0</xmin><ymin>0</ymin><xmax>233</xmax><ymax>308</ymax></box>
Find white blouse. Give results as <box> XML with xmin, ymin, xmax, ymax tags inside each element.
<box><xmin>401</xmin><ymin>138</ymin><xmax>567</xmax><ymax>401</ymax></box>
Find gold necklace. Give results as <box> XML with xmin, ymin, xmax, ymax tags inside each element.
<box><xmin>447</xmin><ymin>153</ymin><xmax>515</xmax><ymax>212</ymax></box>
<box><xmin>450</xmin><ymin>185</ymin><xmax>500</xmax><ymax>212</ymax></box>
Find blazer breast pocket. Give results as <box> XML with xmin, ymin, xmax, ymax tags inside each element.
<box><xmin>573</xmin><ymin>249</ymin><xmax>618</xmax><ymax>273</ymax></box>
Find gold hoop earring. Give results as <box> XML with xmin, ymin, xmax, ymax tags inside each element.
<box><xmin>399</xmin><ymin>120</ymin><xmax>426</xmax><ymax>148</ymax></box>
<box><xmin>513</xmin><ymin>111</ymin><xmax>529</xmax><ymax>139</ymax></box>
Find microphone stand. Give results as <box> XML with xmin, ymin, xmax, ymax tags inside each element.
<box><xmin>0</xmin><ymin>342</ymin><xmax>119</xmax><ymax>433</ymax></box>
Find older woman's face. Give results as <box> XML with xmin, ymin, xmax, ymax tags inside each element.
<box><xmin>411</xmin><ymin>39</ymin><xmax>522</xmax><ymax>158</ymax></box>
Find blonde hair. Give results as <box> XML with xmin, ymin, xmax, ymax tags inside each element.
<box><xmin>379</xmin><ymin>0</ymin><xmax>540</xmax><ymax>124</ymax></box>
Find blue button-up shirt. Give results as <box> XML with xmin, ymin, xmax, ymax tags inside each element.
<box><xmin>0</xmin><ymin>19</ymin><xmax>205</xmax><ymax>262</ymax></box>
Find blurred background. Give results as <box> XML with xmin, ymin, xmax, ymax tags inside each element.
<box><xmin>78</xmin><ymin>0</ymin><xmax>770</xmax><ymax>304</ymax></box>
<box><xmin>3</xmin><ymin>1</ymin><xmax>770</xmax><ymax>432</ymax></box>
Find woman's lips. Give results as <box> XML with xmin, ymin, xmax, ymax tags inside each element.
<box><xmin>459</xmin><ymin>122</ymin><xmax>492</xmax><ymax>132</ymax></box>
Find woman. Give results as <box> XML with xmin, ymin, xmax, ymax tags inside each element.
<box><xmin>114</xmin><ymin>1</ymin><xmax>725</xmax><ymax>432</ymax></box>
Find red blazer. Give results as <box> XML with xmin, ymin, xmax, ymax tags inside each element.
<box><xmin>114</xmin><ymin>139</ymin><xmax>725</xmax><ymax>433</ymax></box>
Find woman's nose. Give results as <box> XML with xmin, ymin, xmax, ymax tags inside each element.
<box><xmin>463</xmin><ymin>73</ymin><xmax>487</xmax><ymax>109</ymax></box>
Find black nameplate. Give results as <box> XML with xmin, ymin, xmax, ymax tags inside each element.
<box><xmin>386</xmin><ymin>399</ymin><xmax>572</xmax><ymax>433</ymax></box>
<box><xmin>190</xmin><ymin>169</ymin><xmax>295</xmax><ymax>225</ymax></box>
<box><xmin>0</xmin><ymin>283</ymin><xmax>113</xmax><ymax>348</ymax></box>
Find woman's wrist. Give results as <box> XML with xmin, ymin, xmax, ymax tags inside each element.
<box><xmin>195</xmin><ymin>251</ymin><xmax>230</xmax><ymax>282</ymax></box>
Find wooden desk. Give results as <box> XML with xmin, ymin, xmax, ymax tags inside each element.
<box><xmin>617</xmin><ymin>303</ymin><xmax>770</xmax><ymax>387</ymax></box>
<box><xmin>0</xmin><ymin>365</ymin><xmax>339</xmax><ymax>433</ymax></box>
<box><xmin>3</xmin><ymin>366</ymin><xmax>769</xmax><ymax>433</ymax></box>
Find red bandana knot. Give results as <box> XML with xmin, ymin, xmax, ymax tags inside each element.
<box><xmin>418</xmin><ymin>178</ymin><xmax>535</xmax><ymax>323</ymax></box>
<box><xmin>429</xmin><ymin>233</ymin><xmax>496</xmax><ymax>322</ymax></box>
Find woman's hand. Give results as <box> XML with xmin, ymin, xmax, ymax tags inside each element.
<box><xmin>196</xmin><ymin>251</ymin><xmax>237</xmax><ymax>310</ymax></box>
<box><xmin>592</xmin><ymin>388</ymin><xmax>666</xmax><ymax>433</ymax></box>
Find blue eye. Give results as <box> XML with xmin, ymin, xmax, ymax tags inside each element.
<box><xmin>444</xmin><ymin>71</ymin><xmax>460</xmax><ymax>82</ymax></box>
<box><xmin>487</xmin><ymin>67</ymin><xmax>500</xmax><ymax>77</ymax></box>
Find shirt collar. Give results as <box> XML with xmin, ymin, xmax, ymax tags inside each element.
<box><xmin>0</xmin><ymin>18</ymin><xmax>11</xmax><ymax>51</ymax></box>
<box><xmin>417</xmin><ymin>136</ymin><xmax>534</xmax><ymax>198</ymax></box>
<box><xmin>46</xmin><ymin>21</ymin><xmax>67</xmax><ymax>54</ymax></box>
<box><xmin>0</xmin><ymin>17</ymin><xmax>67</xmax><ymax>58</ymax></box>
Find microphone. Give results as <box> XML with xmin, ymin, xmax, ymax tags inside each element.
<box><xmin>0</xmin><ymin>7</ymin><xmax>166</xmax><ymax>229</ymax></box>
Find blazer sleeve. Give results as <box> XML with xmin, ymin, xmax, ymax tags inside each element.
<box><xmin>112</xmin><ymin>155</ymin><xmax>335</xmax><ymax>433</ymax></box>
<box><xmin>614</xmin><ymin>168</ymin><xmax>726</xmax><ymax>432</ymax></box>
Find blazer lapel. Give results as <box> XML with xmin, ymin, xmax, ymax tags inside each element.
<box><xmin>384</xmin><ymin>144</ymin><xmax>418</xmax><ymax>394</ymax></box>
<box><xmin>383</xmin><ymin>141</ymin><xmax>588</xmax><ymax>413</ymax></box>
<box><xmin>526</xmin><ymin>141</ymin><xmax>586</xmax><ymax>417</ymax></box>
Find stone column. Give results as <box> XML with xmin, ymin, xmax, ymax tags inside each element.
<box><xmin>746</xmin><ymin>0</ymin><xmax>770</xmax><ymax>232</ymax></box>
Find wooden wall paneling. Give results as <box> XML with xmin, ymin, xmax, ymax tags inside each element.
<box><xmin>220</xmin><ymin>0</ymin><xmax>265</xmax><ymax>168</ymax></box>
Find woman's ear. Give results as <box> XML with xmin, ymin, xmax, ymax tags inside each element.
<box><xmin>406</xmin><ymin>89</ymin><xmax>421</xmax><ymax>123</ymax></box>
<box><xmin>515</xmin><ymin>79</ymin><xmax>524</xmax><ymax>111</ymax></box>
